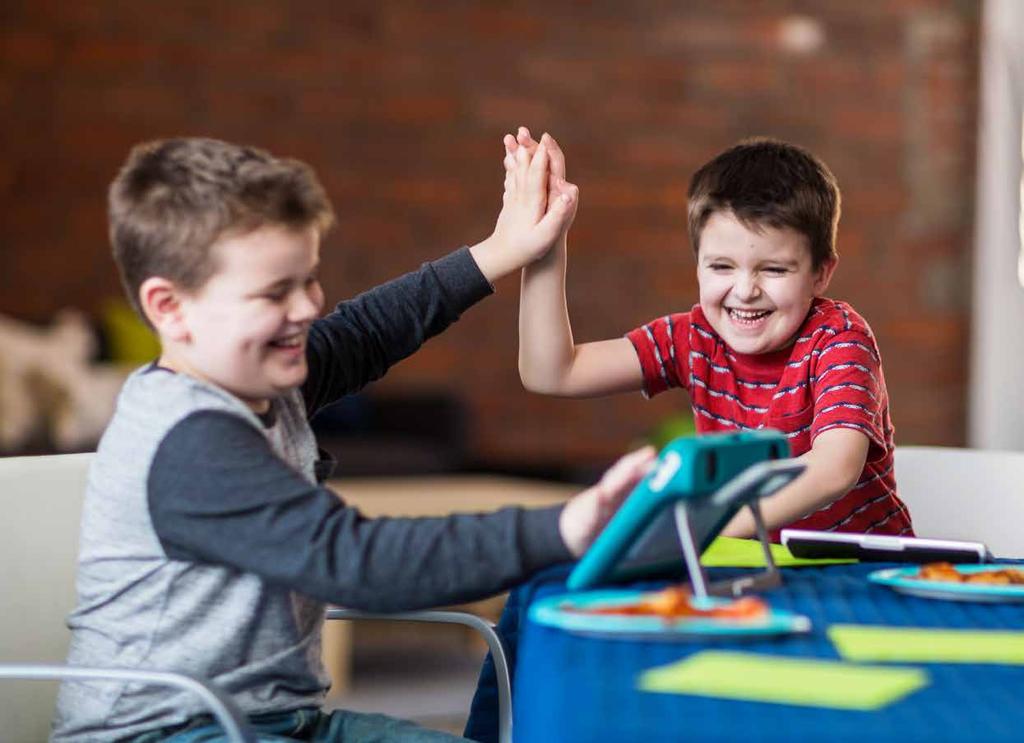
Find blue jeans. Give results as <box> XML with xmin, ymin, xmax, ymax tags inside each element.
<box><xmin>128</xmin><ymin>706</ymin><xmax>469</xmax><ymax>742</ymax></box>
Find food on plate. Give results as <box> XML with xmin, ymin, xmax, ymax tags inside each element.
<box><xmin>563</xmin><ymin>586</ymin><xmax>769</xmax><ymax>621</ymax></box>
<box><xmin>916</xmin><ymin>562</ymin><xmax>1024</xmax><ymax>585</ymax></box>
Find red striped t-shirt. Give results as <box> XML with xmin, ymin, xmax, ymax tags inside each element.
<box><xmin>626</xmin><ymin>297</ymin><xmax>913</xmax><ymax>539</ymax></box>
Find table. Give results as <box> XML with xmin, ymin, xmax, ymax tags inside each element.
<box><xmin>469</xmin><ymin>562</ymin><xmax>1024</xmax><ymax>743</ymax></box>
<box><xmin>321</xmin><ymin>475</ymin><xmax>576</xmax><ymax>694</ymax></box>
<box><xmin>328</xmin><ymin>475</ymin><xmax>576</xmax><ymax>518</ymax></box>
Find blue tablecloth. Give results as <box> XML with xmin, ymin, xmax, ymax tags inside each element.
<box><xmin>466</xmin><ymin>562</ymin><xmax>1024</xmax><ymax>743</ymax></box>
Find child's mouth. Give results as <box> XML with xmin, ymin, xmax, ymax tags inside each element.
<box><xmin>268</xmin><ymin>333</ymin><xmax>304</xmax><ymax>350</ymax></box>
<box><xmin>726</xmin><ymin>308</ymin><xmax>772</xmax><ymax>327</ymax></box>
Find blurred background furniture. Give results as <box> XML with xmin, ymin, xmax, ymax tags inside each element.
<box><xmin>894</xmin><ymin>445</ymin><xmax>1024</xmax><ymax>558</ymax></box>
<box><xmin>312</xmin><ymin>393</ymin><xmax>470</xmax><ymax>477</ymax></box>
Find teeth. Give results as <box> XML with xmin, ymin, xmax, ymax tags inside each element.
<box><xmin>729</xmin><ymin>308</ymin><xmax>770</xmax><ymax>321</ymax></box>
<box><xmin>272</xmin><ymin>334</ymin><xmax>302</xmax><ymax>347</ymax></box>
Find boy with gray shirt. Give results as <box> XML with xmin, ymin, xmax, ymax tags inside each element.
<box><xmin>53</xmin><ymin>136</ymin><xmax>654</xmax><ymax>742</ymax></box>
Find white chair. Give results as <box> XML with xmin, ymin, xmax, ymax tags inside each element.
<box><xmin>0</xmin><ymin>453</ymin><xmax>510</xmax><ymax>743</ymax></box>
<box><xmin>0</xmin><ymin>453</ymin><xmax>256</xmax><ymax>742</ymax></box>
<box><xmin>894</xmin><ymin>445</ymin><xmax>1024</xmax><ymax>558</ymax></box>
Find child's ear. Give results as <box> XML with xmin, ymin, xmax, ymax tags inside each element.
<box><xmin>139</xmin><ymin>277</ymin><xmax>190</xmax><ymax>343</ymax></box>
<box><xmin>813</xmin><ymin>257</ymin><xmax>838</xmax><ymax>295</ymax></box>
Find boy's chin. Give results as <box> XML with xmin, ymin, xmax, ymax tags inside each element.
<box><xmin>717</xmin><ymin>330</ymin><xmax>783</xmax><ymax>356</ymax></box>
<box><xmin>242</xmin><ymin>370</ymin><xmax>309</xmax><ymax>403</ymax></box>
<box><xmin>270</xmin><ymin>369</ymin><xmax>309</xmax><ymax>392</ymax></box>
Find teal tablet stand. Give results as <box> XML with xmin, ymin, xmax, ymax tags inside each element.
<box><xmin>567</xmin><ymin>430</ymin><xmax>805</xmax><ymax>598</ymax></box>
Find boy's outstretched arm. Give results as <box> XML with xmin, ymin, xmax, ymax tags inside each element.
<box><xmin>303</xmin><ymin>131</ymin><xmax>578</xmax><ymax>413</ymax></box>
<box><xmin>721</xmin><ymin>428</ymin><xmax>870</xmax><ymax>537</ymax></box>
<box><xmin>512</xmin><ymin>128</ymin><xmax>644</xmax><ymax>397</ymax></box>
<box><xmin>149</xmin><ymin>410</ymin><xmax>657</xmax><ymax>611</ymax></box>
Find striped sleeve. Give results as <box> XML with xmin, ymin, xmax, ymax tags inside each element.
<box><xmin>626</xmin><ymin>313</ymin><xmax>691</xmax><ymax>397</ymax></box>
<box><xmin>810</xmin><ymin>330</ymin><xmax>886</xmax><ymax>460</ymax></box>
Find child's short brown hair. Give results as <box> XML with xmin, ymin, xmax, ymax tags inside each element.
<box><xmin>687</xmin><ymin>138</ymin><xmax>840</xmax><ymax>268</ymax></box>
<box><xmin>109</xmin><ymin>137</ymin><xmax>335</xmax><ymax>318</ymax></box>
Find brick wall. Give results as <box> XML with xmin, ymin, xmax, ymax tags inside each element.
<box><xmin>0</xmin><ymin>1</ymin><xmax>978</xmax><ymax>471</ymax></box>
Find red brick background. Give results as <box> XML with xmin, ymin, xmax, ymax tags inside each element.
<box><xmin>0</xmin><ymin>2</ymin><xmax>978</xmax><ymax>470</ymax></box>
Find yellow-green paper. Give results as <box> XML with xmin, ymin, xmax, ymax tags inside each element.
<box><xmin>829</xmin><ymin>624</ymin><xmax>1024</xmax><ymax>665</ymax></box>
<box><xmin>701</xmin><ymin>536</ymin><xmax>856</xmax><ymax>568</ymax></box>
<box><xmin>638</xmin><ymin>651</ymin><xmax>927</xmax><ymax>710</ymax></box>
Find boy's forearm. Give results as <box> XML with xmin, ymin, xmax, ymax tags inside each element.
<box><xmin>469</xmin><ymin>234</ymin><xmax>525</xmax><ymax>285</ymax></box>
<box><xmin>721</xmin><ymin>430</ymin><xmax>869</xmax><ymax>538</ymax></box>
<box><xmin>303</xmin><ymin>248</ymin><xmax>490</xmax><ymax>412</ymax></box>
<box><xmin>149</xmin><ymin>411</ymin><xmax>573</xmax><ymax>612</ymax></box>
<box><xmin>518</xmin><ymin>236</ymin><xmax>577</xmax><ymax>393</ymax></box>
<box><xmin>721</xmin><ymin>467</ymin><xmax>848</xmax><ymax>538</ymax></box>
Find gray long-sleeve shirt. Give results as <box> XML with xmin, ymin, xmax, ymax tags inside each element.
<box><xmin>52</xmin><ymin>248</ymin><xmax>570</xmax><ymax>742</ymax></box>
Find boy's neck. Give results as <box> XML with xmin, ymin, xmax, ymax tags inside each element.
<box><xmin>156</xmin><ymin>352</ymin><xmax>272</xmax><ymax>414</ymax></box>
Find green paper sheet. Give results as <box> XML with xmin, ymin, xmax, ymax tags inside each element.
<box><xmin>701</xmin><ymin>536</ymin><xmax>857</xmax><ymax>568</ymax></box>
<box><xmin>829</xmin><ymin>624</ymin><xmax>1024</xmax><ymax>665</ymax></box>
<box><xmin>638</xmin><ymin>651</ymin><xmax>927</xmax><ymax>710</ymax></box>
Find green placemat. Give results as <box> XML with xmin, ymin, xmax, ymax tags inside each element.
<box><xmin>829</xmin><ymin>624</ymin><xmax>1024</xmax><ymax>665</ymax></box>
<box><xmin>638</xmin><ymin>651</ymin><xmax>927</xmax><ymax>710</ymax></box>
<box><xmin>701</xmin><ymin>536</ymin><xmax>857</xmax><ymax>568</ymax></box>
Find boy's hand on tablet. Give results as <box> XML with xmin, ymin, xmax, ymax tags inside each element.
<box><xmin>559</xmin><ymin>446</ymin><xmax>657</xmax><ymax>557</ymax></box>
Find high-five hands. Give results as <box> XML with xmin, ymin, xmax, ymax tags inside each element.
<box><xmin>504</xmin><ymin>126</ymin><xmax>577</xmax><ymax>236</ymax></box>
<box><xmin>469</xmin><ymin>125</ymin><xmax>579</xmax><ymax>283</ymax></box>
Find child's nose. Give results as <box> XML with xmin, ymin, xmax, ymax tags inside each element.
<box><xmin>734</xmin><ymin>272</ymin><xmax>762</xmax><ymax>300</ymax></box>
<box><xmin>290</xmin><ymin>286</ymin><xmax>323</xmax><ymax>322</ymax></box>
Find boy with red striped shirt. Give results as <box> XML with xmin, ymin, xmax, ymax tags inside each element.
<box><xmin>514</xmin><ymin>131</ymin><xmax>912</xmax><ymax>539</ymax></box>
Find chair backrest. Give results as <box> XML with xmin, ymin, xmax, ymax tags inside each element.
<box><xmin>0</xmin><ymin>453</ymin><xmax>93</xmax><ymax>741</ymax></box>
<box><xmin>894</xmin><ymin>446</ymin><xmax>1024</xmax><ymax>558</ymax></box>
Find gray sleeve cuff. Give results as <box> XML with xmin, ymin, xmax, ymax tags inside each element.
<box><xmin>429</xmin><ymin>246</ymin><xmax>494</xmax><ymax>312</ymax></box>
<box><xmin>518</xmin><ymin>503</ymin><xmax>573</xmax><ymax>573</ymax></box>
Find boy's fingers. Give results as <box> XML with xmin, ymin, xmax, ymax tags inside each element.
<box><xmin>553</xmin><ymin>177</ymin><xmax>573</xmax><ymax>200</ymax></box>
<box><xmin>517</xmin><ymin>127</ymin><xmax>539</xmax><ymax>156</ymax></box>
<box><xmin>599</xmin><ymin>445</ymin><xmax>657</xmax><ymax>499</ymax></box>
<box><xmin>541</xmin><ymin>133</ymin><xmax>567</xmax><ymax>179</ymax></box>
<box><xmin>526</xmin><ymin>142</ymin><xmax>550</xmax><ymax>202</ymax></box>
<box><xmin>514</xmin><ymin>144</ymin><xmax>530</xmax><ymax>192</ymax></box>
<box><xmin>609</xmin><ymin>444</ymin><xmax>658</xmax><ymax>477</ymax></box>
<box><xmin>536</xmin><ymin>182</ymin><xmax>578</xmax><ymax>234</ymax></box>
<box><xmin>503</xmin><ymin>134</ymin><xmax>517</xmax><ymax>171</ymax></box>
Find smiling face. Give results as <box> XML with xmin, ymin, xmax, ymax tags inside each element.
<box><xmin>159</xmin><ymin>224</ymin><xmax>325</xmax><ymax>412</ymax></box>
<box><xmin>696</xmin><ymin>211</ymin><xmax>836</xmax><ymax>356</ymax></box>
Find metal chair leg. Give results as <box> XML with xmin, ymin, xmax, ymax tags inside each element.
<box><xmin>326</xmin><ymin>608</ymin><xmax>512</xmax><ymax>743</ymax></box>
<box><xmin>0</xmin><ymin>664</ymin><xmax>256</xmax><ymax>743</ymax></box>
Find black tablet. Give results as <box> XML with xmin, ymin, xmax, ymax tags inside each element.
<box><xmin>781</xmin><ymin>529</ymin><xmax>992</xmax><ymax>563</ymax></box>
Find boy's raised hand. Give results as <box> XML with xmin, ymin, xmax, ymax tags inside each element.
<box><xmin>504</xmin><ymin>127</ymin><xmax>576</xmax><ymax>235</ymax></box>
<box><xmin>559</xmin><ymin>446</ymin><xmax>657</xmax><ymax>557</ymax></box>
<box><xmin>469</xmin><ymin>127</ymin><xmax>578</xmax><ymax>284</ymax></box>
